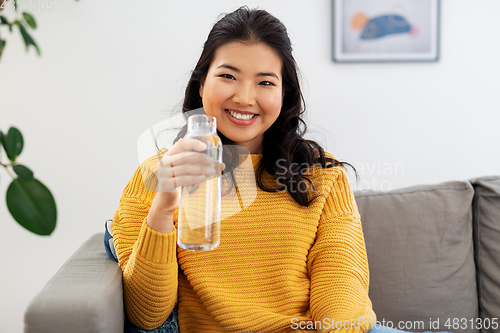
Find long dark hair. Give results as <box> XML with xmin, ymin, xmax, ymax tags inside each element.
<box><xmin>175</xmin><ymin>6</ymin><xmax>356</xmax><ymax>206</ymax></box>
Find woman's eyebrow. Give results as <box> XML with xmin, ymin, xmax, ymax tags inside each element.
<box><xmin>217</xmin><ymin>64</ymin><xmax>280</xmax><ymax>81</ymax></box>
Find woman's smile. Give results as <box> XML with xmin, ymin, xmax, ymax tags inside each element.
<box><xmin>225</xmin><ymin>109</ymin><xmax>258</xmax><ymax>124</ymax></box>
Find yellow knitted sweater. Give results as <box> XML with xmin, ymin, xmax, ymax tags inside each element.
<box><xmin>112</xmin><ymin>151</ymin><xmax>376</xmax><ymax>333</ymax></box>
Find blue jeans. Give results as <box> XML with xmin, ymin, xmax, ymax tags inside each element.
<box><xmin>124</xmin><ymin>306</ymin><xmax>179</xmax><ymax>333</ymax></box>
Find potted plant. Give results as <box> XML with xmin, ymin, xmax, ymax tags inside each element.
<box><xmin>2</xmin><ymin>0</ymin><xmax>82</xmax><ymax>234</ymax></box>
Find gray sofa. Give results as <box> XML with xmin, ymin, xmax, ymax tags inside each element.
<box><xmin>24</xmin><ymin>176</ymin><xmax>500</xmax><ymax>333</ymax></box>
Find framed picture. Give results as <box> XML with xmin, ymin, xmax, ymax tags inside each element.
<box><xmin>332</xmin><ymin>0</ymin><xmax>440</xmax><ymax>62</ymax></box>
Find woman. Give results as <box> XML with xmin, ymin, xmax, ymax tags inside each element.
<box><xmin>111</xmin><ymin>6</ymin><xmax>449</xmax><ymax>333</ymax></box>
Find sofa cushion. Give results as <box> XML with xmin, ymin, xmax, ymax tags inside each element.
<box><xmin>471</xmin><ymin>176</ymin><xmax>500</xmax><ymax>333</ymax></box>
<box><xmin>355</xmin><ymin>180</ymin><xmax>478</xmax><ymax>333</ymax></box>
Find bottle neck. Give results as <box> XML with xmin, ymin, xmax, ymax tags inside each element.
<box><xmin>188</xmin><ymin>123</ymin><xmax>215</xmax><ymax>135</ymax></box>
<box><xmin>187</xmin><ymin>115</ymin><xmax>217</xmax><ymax>135</ymax></box>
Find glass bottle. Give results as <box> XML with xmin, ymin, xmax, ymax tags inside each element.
<box><xmin>177</xmin><ymin>115</ymin><xmax>222</xmax><ymax>251</ymax></box>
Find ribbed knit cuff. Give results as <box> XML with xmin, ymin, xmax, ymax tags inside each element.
<box><xmin>134</xmin><ymin>219</ymin><xmax>177</xmax><ymax>264</ymax></box>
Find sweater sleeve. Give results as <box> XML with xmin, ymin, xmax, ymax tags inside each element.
<box><xmin>112</xmin><ymin>154</ymin><xmax>178</xmax><ymax>330</ymax></box>
<box><xmin>306</xmin><ymin>166</ymin><xmax>376</xmax><ymax>333</ymax></box>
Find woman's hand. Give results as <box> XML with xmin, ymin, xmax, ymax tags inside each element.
<box><xmin>147</xmin><ymin>138</ymin><xmax>224</xmax><ymax>233</ymax></box>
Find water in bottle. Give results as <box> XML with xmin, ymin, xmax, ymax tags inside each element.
<box><xmin>177</xmin><ymin>115</ymin><xmax>222</xmax><ymax>251</ymax></box>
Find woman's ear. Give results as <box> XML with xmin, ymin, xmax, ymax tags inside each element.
<box><xmin>199</xmin><ymin>84</ymin><xmax>204</xmax><ymax>98</ymax></box>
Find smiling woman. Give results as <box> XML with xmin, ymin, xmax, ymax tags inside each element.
<box><xmin>110</xmin><ymin>6</ymin><xmax>452</xmax><ymax>333</ymax></box>
<box><xmin>112</xmin><ymin>7</ymin><xmax>377</xmax><ymax>333</ymax></box>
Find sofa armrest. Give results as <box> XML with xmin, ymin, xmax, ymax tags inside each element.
<box><xmin>24</xmin><ymin>233</ymin><xmax>124</xmax><ymax>333</ymax></box>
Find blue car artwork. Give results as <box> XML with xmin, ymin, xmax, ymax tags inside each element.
<box><xmin>351</xmin><ymin>12</ymin><xmax>419</xmax><ymax>40</ymax></box>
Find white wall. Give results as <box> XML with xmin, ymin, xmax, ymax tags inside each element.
<box><xmin>0</xmin><ymin>0</ymin><xmax>499</xmax><ymax>331</ymax></box>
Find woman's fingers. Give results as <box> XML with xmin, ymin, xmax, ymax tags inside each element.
<box><xmin>170</xmin><ymin>151</ymin><xmax>214</xmax><ymax>168</ymax></box>
<box><xmin>159</xmin><ymin>145</ymin><xmax>214</xmax><ymax>170</ymax></box>
<box><xmin>158</xmin><ymin>161</ymin><xmax>215</xmax><ymax>179</ymax></box>
<box><xmin>155</xmin><ymin>138</ymin><xmax>223</xmax><ymax>193</ymax></box>
<box><xmin>157</xmin><ymin>161</ymin><xmax>223</xmax><ymax>193</ymax></box>
<box><xmin>159</xmin><ymin>152</ymin><xmax>215</xmax><ymax>179</ymax></box>
<box><xmin>167</xmin><ymin>138</ymin><xmax>207</xmax><ymax>156</ymax></box>
<box><xmin>148</xmin><ymin>139</ymin><xmax>220</xmax><ymax>222</ymax></box>
<box><xmin>157</xmin><ymin>173</ymin><xmax>213</xmax><ymax>192</ymax></box>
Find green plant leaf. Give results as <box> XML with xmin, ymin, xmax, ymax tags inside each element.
<box><xmin>17</xmin><ymin>22</ymin><xmax>40</xmax><ymax>56</ymax></box>
<box><xmin>0</xmin><ymin>130</ymin><xmax>3</xmax><ymax>158</ymax></box>
<box><xmin>0</xmin><ymin>15</ymin><xmax>9</xmax><ymax>25</ymax></box>
<box><xmin>13</xmin><ymin>164</ymin><xmax>34</xmax><ymax>180</ymax></box>
<box><xmin>1</xmin><ymin>127</ymin><xmax>23</xmax><ymax>161</ymax></box>
<box><xmin>1</xmin><ymin>127</ymin><xmax>24</xmax><ymax>162</ymax></box>
<box><xmin>6</xmin><ymin>177</ymin><xmax>57</xmax><ymax>235</ymax></box>
<box><xmin>0</xmin><ymin>39</ymin><xmax>4</xmax><ymax>59</ymax></box>
<box><xmin>1</xmin><ymin>15</ymin><xmax>12</xmax><ymax>32</ymax></box>
<box><xmin>22</xmin><ymin>12</ymin><xmax>36</xmax><ymax>29</ymax></box>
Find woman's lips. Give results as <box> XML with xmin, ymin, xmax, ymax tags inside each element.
<box><xmin>225</xmin><ymin>109</ymin><xmax>259</xmax><ymax>125</ymax></box>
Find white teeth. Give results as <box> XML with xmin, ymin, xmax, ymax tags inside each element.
<box><xmin>227</xmin><ymin>110</ymin><xmax>256</xmax><ymax>120</ymax></box>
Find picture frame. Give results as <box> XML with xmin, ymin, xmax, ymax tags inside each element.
<box><xmin>332</xmin><ymin>0</ymin><xmax>440</xmax><ymax>62</ymax></box>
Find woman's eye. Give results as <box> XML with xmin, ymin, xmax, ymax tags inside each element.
<box><xmin>259</xmin><ymin>81</ymin><xmax>274</xmax><ymax>86</ymax></box>
<box><xmin>220</xmin><ymin>74</ymin><xmax>235</xmax><ymax>80</ymax></box>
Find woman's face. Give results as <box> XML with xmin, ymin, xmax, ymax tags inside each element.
<box><xmin>199</xmin><ymin>41</ymin><xmax>283</xmax><ymax>154</ymax></box>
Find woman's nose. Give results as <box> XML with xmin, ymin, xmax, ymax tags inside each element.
<box><xmin>232</xmin><ymin>82</ymin><xmax>255</xmax><ymax>106</ymax></box>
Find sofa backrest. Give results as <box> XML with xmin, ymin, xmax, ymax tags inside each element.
<box><xmin>355</xmin><ymin>180</ymin><xmax>479</xmax><ymax>333</ymax></box>
<box><xmin>471</xmin><ymin>176</ymin><xmax>500</xmax><ymax>333</ymax></box>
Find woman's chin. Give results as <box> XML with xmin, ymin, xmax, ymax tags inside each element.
<box><xmin>220</xmin><ymin>135</ymin><xmax>261</xmax><ymax>152</ymax></box>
